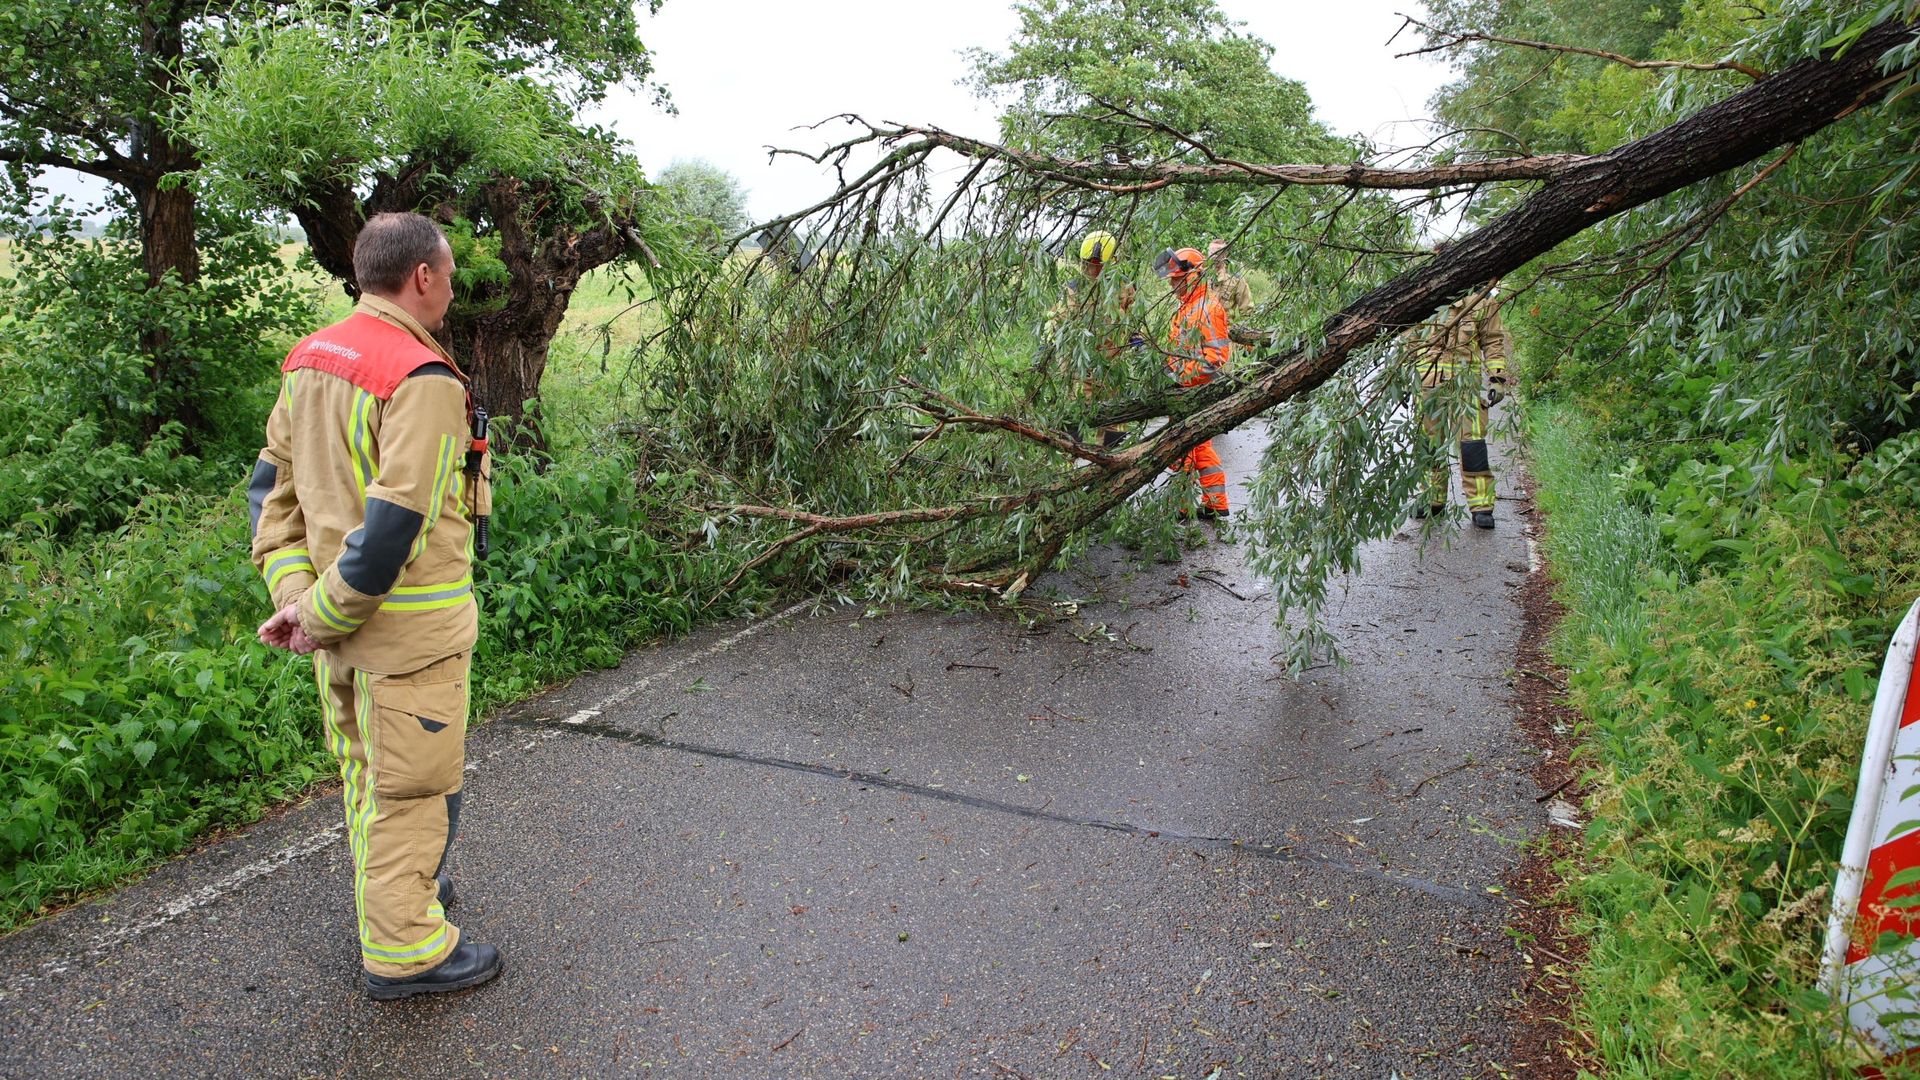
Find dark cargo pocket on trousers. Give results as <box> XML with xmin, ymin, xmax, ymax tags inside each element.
<box><xmin>368</xmin><ymin>653</ymin><xmax>469</xmax><ymax>798</ymax></box>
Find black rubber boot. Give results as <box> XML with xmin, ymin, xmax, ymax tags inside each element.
<box><xmin>365</xmin><ymin>942</ymin><xmax>502</xmax><ymax>1001</ymax></box>
<box><xmin>1411</xmin><ymin>502</ymin><xmax>1445</xmax><ymax>520</ymax></box>
<box><xmin>1197</xmin><ymin>507</ymin><xmax>1230</xmax><ymax>521</ymax></box>
<box><xmin>1471</xmin><ymin>509</ymin><xmax>1495</xmax><ymax>529</ymax></box>
<box><xmin>437</xmin><ymin>871</ymin><xmax>455</xmax><ymax>909</ymax></box>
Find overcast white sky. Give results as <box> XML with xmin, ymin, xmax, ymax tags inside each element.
<box><xmin>38</xmin><ymin>2</ymin><xmax>1458</xmax><ymax>224</ymax></box>
<box><xmin>595</xmin><ymin>0</ymin><xmax>1457</xmax><ymax>221</ymax></box>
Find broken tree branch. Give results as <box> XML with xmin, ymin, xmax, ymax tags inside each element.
<box><xmin>1089</xmin><ymin>22</ymin><xmax>1913</xmax><ymax>435</ymax></box>
<box><xmin>897</xmin><ymin>376</ymin><xmax>1121</xmax><ymax>467</ymax></box>
<box><xmin>1396</xmin><ymin>13</ymin><xmax>1769</xmax><ymax>81</ymax></box>
<box><xmin>848</xmin><ymin>123</ymin><xmax>1590</xmax><ymax>194</ymax></box>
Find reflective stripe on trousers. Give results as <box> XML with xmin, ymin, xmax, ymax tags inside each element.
<box><xmin>1174</xmin><ymin>439</ymin><xmax>1230</xmax><ymax>512</ymax></box>
<box><xmin>313</xmin><ymin>650</ymin><xmax>468</xmax><ymax>977</ymax></box>
<box><xmin>1420</xmin><ymin>390</ymin><xmax>1495</xmax><ymax>510</ymax></box>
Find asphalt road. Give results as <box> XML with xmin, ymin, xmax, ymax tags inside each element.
<box><xmin>0</xmin><ymin>424</ymin><xmax>1548</xmax><ymax>1078</ymax></box>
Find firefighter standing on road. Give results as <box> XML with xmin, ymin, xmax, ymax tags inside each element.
<box><xmin>250</xmin><ymin>212</ymin><xmax>501</xmax><ymax>1001</ymax></box>
<box><xmin>1040</xmin><ymin>230</ymin><xmax>1139</xmax><ymax>449</ymax></box>
<box><xmin>1157</xmin><ymin>246</ymin><xmax>1232</xmax><ymax>519</ymax></box>
<box><xmin>1413</xmin><ymin>285</ymin><xmax>1511</xmax><ymax>529</ymax></box>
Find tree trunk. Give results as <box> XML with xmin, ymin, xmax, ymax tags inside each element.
<box><xmin>131</xmin><ymin>5</ymin><xmax>204</xmax><ymax>438</ymax></box>
<box><xmin>446</xmin><ymin>296</ymin><xmax>572</xmax><ymax>448</ymax></box>
<box><xmin>442</xmin><ymin>177</ymin><xmax>629</xmax><ymax>448</ymax></box>
<box><xmin>134</xmin><ymin>177</ymin><xmax>198</xmax><ymax>288</ymax></box>
<box><xmin>127</xmin><ymin>171</ymin><xmax>209</xmax><ymax>440</ymax></box>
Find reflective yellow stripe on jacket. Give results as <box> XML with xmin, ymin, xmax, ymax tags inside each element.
<box><xmin>379</xmin><ymin>576</ymin><xmax>475</xmax><ymax>613</ymax></box>
<box><xmin>262</xmin><ymin>548</ymin><xmax>314</xmax><ymax>592</ymax></box>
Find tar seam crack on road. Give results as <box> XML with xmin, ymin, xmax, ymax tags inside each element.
<box><xmin>505</xmin><ymin>715</ymin><xmax>1503</xmax><ymax>911</ymax></box>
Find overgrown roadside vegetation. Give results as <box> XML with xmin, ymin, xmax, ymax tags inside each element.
<box><xmin>1524</xmin><ymin>404</ymin><xmax>1920</xmax><ymax>1074</ymax></box>
<box><xmin>1419</xmin><ymin>0</ymin><xmax>1920</xmax><ymax>1070</ymax></box>
<box><xmin>0</xmin><ymin>234</ymin><xmax>744</xmax><ymax>929</ymax></box>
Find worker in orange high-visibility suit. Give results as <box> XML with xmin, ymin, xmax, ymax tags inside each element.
<box><xmin>1155</xmin><ymin>246</ymin><xmax>1231</xmax><ymax>519</ymax></box>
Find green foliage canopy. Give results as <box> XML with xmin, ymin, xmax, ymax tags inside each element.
<box><xmin>967</xmin><ymin>0</ymin><xmax>1346</xmax><ymax>163</ymax></box>
<box><xmin>1428</xmin><ymin>0</ymin><xmax>1920</xmax><ymax>476</ymax></box>
<box><xmin>0</xmin><ymin>0</ymin><xmax>663</xmax><ymax>205</ymax></box>
<box><xmin>176</xmin><ymin>7</ymin><xmax>691</xmax><ymax>426</ymax></box>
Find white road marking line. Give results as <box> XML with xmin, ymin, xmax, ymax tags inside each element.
<box><xmin>2</xmin><ymin>823</ymin><xmax>345</xmax><ymax>998</ymax></box>
<box><xmin>573</xmin><ymin>598</ymin><xmax>814</xmax><ymax>716</ymax></box>
<box><xmin>0</xmin><ymin>598</ymin><xmax>815</xmax><ymax>997</ymax></box>
<box><xmin>1525</xmin><ymin>534</ymin><xmax>1542</xmax><ymax>574</ymax></box>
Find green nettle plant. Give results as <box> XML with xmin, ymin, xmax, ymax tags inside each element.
<box><xmin>0</xmin><ymin>206</ymin><xmax>318</xmax><ymax>535</ymax></box>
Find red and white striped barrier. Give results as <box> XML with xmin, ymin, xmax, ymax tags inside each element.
<box><xmin>1825</xmin><ymin>597</ymin><xmax>1920</xmax><ymax>1054</ymax></box>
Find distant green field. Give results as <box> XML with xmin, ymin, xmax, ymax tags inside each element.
<box><xmin>0</xmin><ymin>235</ymin><xmax>667</xmax><ymax>440</ymax></box>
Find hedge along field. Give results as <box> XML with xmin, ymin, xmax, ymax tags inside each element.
<box><xmin>0</xmin><ymin>262</ymin><xmax>733</xmax><ymax>930</ymax></box>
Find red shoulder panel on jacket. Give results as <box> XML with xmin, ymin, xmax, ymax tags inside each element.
<box><xmin>283</xmin><ymin>313</ymin><xmax>443</xmax><ymax>401</ymax></box>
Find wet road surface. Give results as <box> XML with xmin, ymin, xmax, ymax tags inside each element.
<box><xmin>0</xmin><ymin>425</ymin><xmax>1549</xmax><ymax>1077</ymax></box>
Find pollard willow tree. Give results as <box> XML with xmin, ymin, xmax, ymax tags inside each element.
<box><xmin>0</xmin><ymin>0</ymin><xmax>665</xmax><ymax>438</ymax></box>
<box><xmin>176</xmin><ymin>12</ymin><xmax>684</xmax><ymax>434</ymax></box>
<box><xmin>643</xmin><ymin>2</ymin><xmax>1919</xmax><ymax>661</ymax></box>
<box><xmin>175</xmin><ymin>9</ymin><xmax>687</xmax><ymax>437</ymax></box>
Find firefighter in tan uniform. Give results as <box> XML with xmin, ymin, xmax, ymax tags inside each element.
<box><xmin>1039</xmin><ymin>230</ymin><xmax>1139</xmax><ymax>449</ymax></box>
<box><xmin>1412</xmin><ymin>286</ymin><xmax>1511</xmax><ymax>529</ymax></box>
<box><xmin>251</xmin><ymin>213</ymin><xmax>500</xmax><ymax>1000</ymax></box>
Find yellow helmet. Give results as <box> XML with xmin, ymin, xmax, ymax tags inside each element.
<box><xmin>1078</xmin><ymin>230</ymin><xmax>1117</xmax><ymax>264</ymax></box>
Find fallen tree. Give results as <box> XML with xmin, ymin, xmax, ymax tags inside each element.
<box><xmin>654</xmin><ymin>9</ymin><xmax>1916</xmax><ymax>656</ymax></box>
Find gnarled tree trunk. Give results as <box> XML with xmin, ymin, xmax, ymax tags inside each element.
<box><xmin>292</xmin><ymin>175</ymin><xmax>639</xmax><ymax>448</ymax></box>
<box><xmin>130</xmin><ymin>7</ymin><xmax>204</xmax><ymax>438</ymax></box>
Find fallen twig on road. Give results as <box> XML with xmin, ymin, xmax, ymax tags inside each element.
<box><xmin>1346</xmin><ymin>726</ymin><xmax>1424</xmax><ymax>751</ymax></box>
<box><xmin>1402</xmin><ymin>760</ymin><xmax>1475</xmax><ymax>799</ymax></box>
<box><xmin>1192</xmin><ymin>571</ymin><xmax>1253</xmax><ymax>601</ymax></box>
<box><xmin>1535</xmin><ymin>775</ymin><xmax>1576</xmax><ymax>803</ymax></box>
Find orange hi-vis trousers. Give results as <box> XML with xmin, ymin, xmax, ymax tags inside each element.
<box><xmin>1179</xmin><ymin>439</ymin><xmax>1230</xmax><ymax>512</ymax></box>
<box><xmin>314</xmin><ymin>648</ymin><xmax>469</xmax><ymax>978</ymax></box>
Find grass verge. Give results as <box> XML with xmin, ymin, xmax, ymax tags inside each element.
<box><xmin>1527</xmin><ymin>400</ymin><xmax>1920</xmax><ymax>1076</ymax></box>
